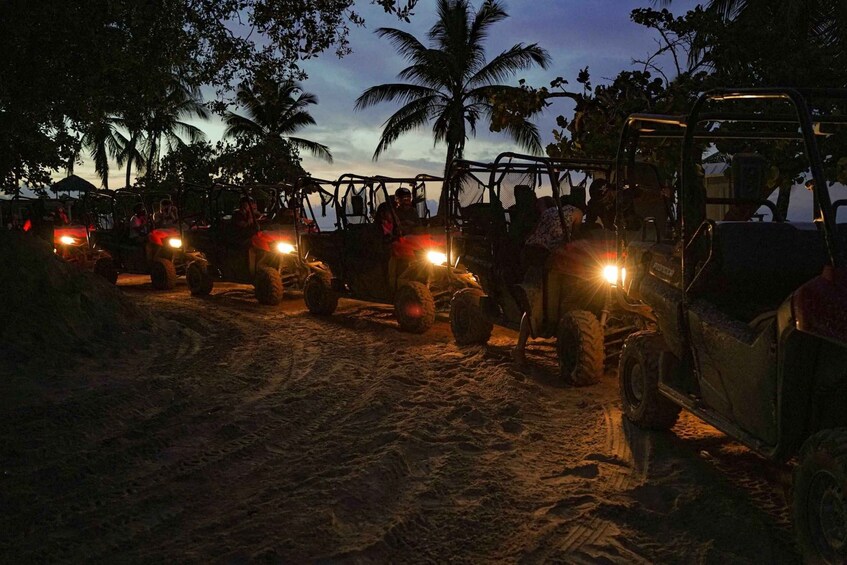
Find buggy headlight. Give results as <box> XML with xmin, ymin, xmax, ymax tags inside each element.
<box><xmin>276</xmin><ymin>242</ymin><xmax>296</xmax><ymax>254</ymax></box>
<box><xmin>59</xmin><ymin>235</ymin><xmax>76</xmax><ymax>245</ymax></box>
<box><xmin>427</xmin><ymin>250</ymin><xmax>448</xmax><ymax>266</ymax></box>
<box><xmin>602</xmin><ymin>264</ymin><xmax>626</xmax><ymax>285</ymax></box>
<box><xmin>168</xmin><ymin>237</ymin><xmax>183</xmax><ymax>248</ymax></box>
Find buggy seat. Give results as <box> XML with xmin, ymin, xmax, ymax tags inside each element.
<box><xmin>701</xmin><ymin>222</ymin><xmax>830</xmax><ymax>321</ymax></box>
<box><xmin>460</xmin><ymin>202</ymin><xmax>505</xmax><ymax>237</ymax></box>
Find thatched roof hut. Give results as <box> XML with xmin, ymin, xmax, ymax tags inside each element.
<box><xmin>51</xmin><ymin>174</ymin><xmax>97</xmax><ymax>194</ymax></box>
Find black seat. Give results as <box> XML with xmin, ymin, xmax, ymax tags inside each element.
<box><xmin>700</xmin><ymin>222</ymin><xmax>828</xmax><ymax>320</ymax></box>
<box><xmin>461</xmin><ymin>202</ymin><xmax>505</xmax><ymax>237</ymax></box>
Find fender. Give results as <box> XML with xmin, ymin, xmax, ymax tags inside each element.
<box><xmin>793</xmin><ymin>266</ymin><xmax>847</xmax><ymax>346</ymax></box>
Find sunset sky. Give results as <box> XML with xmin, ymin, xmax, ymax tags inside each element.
<box><xmin>75</xmin><ymin>0</ymin><xmax>700</xmax><ymax>188</ymax></box>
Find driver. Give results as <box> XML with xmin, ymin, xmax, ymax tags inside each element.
<box><xmin>154</xmin><ymin>198</ymin><xmax>179</xmax><ymax>227</ymax></box>
<box><xmin>375</xmin><ymin>187</ymin><xmax>420</xmax><ymax>239</ymax></box>
<box><xmin>53</xmin><ymin>203</ymin><xmax>70</xmax><ymax>226</ymax></box>
<box><xmin>393</xmin><ymin>186</ymin><xmax>420</xmax><ymax>233</ymax></box>
<box><xmin>232</xmin><ymin>196</ymin><xmax>260</xmax><ymax>231</ymax></box>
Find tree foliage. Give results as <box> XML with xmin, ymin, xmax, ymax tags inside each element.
<box><xmin>0</xmin><ymin>0</ymin><xmax>416</xmax><ymax>191</ymax></box>
<box><xmin>492</xmin><ymin>2</ymin><xmax>847</xmax><ymax>186</ymax></box>
<box><xmin>215</xmin><ymin>138</ymin><xmax>306</xmax><ymax>185</ymax></box>
<box><xmin>154</xmin><ymin>141</ymin><xmax>216</xmax><ymax>194</ymax></box>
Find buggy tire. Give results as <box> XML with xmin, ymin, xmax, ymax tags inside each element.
<box><xmin>394</xmin><ymin>281</ymin><xmax>435</xmax><ymax>334</ymax></box>
<box><xmin>186</xmin><ymin>261</ymin><xmax>213</xmax><ymax>297</ymax></box>
<box><xmin>557</xmin><ymin>310</ymin><xmax>604</xmax><ymax>386</ymax></box>
<box><xmin>303</xmin><ymin>272</ymin><xmax>338</xmax><ymax>315</ymax></box>
<box><xmin>94</xmin><ymin>257</ymin><xmax>118</xmax><ymax>285</ymax></box>
<box><xmin>450</xmin><ymin>288</ymin><xmax>492</xmax><ymax>345</ymax></box>
<box><xmin>150</xmin><ymin>257</ymin><xmax>177</xmax><ymax>290</ymax></box>
<box><xmin>618</xmin><ymin>331</ymin><xmax>680</xmax><ymax>429</ymax></box>
<box><xmin>254</xmin><ymin>266</ymin><xmax>283</xmax><ymax>305</ymax></box>
<box><xmin>794</xmin><ymin>428</ymin><xmax>847</xmax><ymax>565</ymax></box>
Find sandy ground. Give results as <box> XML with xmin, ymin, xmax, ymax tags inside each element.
<box><xmin>1</xmin><ymin>275</ymin><xmax>800</xmax><ymax>563</ymax></box>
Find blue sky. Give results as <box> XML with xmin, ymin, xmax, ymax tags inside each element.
<box><xmin>74</xmin><ymin>0</ymin><xmax>701</xmax><ymax>187</ymax></box>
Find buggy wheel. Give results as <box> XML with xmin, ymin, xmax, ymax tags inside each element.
<box><xmin>449</xmin><ymin>288</ymin><xmax>492</xmax><ymax>345</ymax></box>
<box><xmin>254</xmin><ymin>266</ymin><xmax>283</xmax><ymax>305</ymax></box>
<box><xmin>94</xmin><ymin>257</ymin><xmax>118</xmax><ymax>285</ymax></box>
<box><xmin>186</xmin><ymin>261</ymin><xmax>213</xmax><ymax>297</ymax></box>
<box><xmin>794</xmin><ymin>428</ymin><xmax>847</xmax><ymax>564</ymax></box>
<box><xmin>557</xmin><ymin>310</ymin><xmax>604</xmax><ymax>386</ymax></box>
<box><xmin>394</xmin><ymin>281</ymin><xmax>435</xmax><ymax>334</ymax></box>
<box><xmin>303</xmin><ymin>272</ymin><xmax>338</xmax><ymax>315</ymax></box>
<box><xmin>618</xmin><ymin>331</ymin><xmax>680</xmax><ymax>429</ymax></box>
<box><xmin>150</xmin><ymin>257</ymin><xmax>177</xmax><ymax>290</ymax></box>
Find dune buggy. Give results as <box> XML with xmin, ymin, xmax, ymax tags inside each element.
<box><xmin>84</xmin><ymin>188</ymin><xmax>192</xmax><ymax>288</ymax></box>
<box><xmin>0</xmin><ymin>192</ymin><xmax>108</xmax><ymax>268</ymax></box>
<box><xmin>299</xmin><ymin>173</ymin><xmax>479</xmax><ymax>333</ymax></box>
<box><xmin>180</xmin><ymin>182</ymin><xmax>321</xmax><ymax>305</ymax></box>
<box><xmin>445</xmin><ymin>153</ymin><xmax>671</xmax><ymax>385</ymax></box>
<box><xmin>616</xmin><ymin>88</ymin><xmax>847</xmax><ymax>563</ymax></box>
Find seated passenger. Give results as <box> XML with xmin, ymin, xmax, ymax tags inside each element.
<box><xmin>154</xmin><ymin>198</ymin><xmax>179</xmax><ymax>227</ymax></box>
<box><xmin>276</xmin><ymin>197</ymin><xmax>298</xmax><ymax>224</ymax></box>
<box><xmin>507</xmin><ymin>184</ymin><xmax>537</xmax><ymax>243</ymax></box>
<box><xmin>374</xmin><ymin>195</ymin><xmax>397</xmax><ymax>239</ymax></box>
<box><xmin>585</xmin><ymin>179</ymin><xmax>615</xmax><ymax>230</ymax></box>
<box><xmin>525</xmin><ymin>197</ymin><xmax>582</xmax><ymax>251</ymax></box>
<box><xmin>231</xmin><ymin>196</ymin><xmax>260</xmax><ymax>240</ymax></box>
<box><xmin>235</xmin><ymin>196</ymin><xmax>260</xmax><ymax>226</ymax></box>
<box><xmin>129</xmin><ymin>204</ymin><xmax>149</xmax><ymax>241</ymax></box>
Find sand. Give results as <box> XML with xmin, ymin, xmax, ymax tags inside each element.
<box><xmin>0</xmin><ymin>266</ymin><xmax>798</xmax><ymax>563</ymax></box>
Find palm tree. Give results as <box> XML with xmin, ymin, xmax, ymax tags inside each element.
<box><xmin>355</xmin><ymin>0</ymin><xmax>550</xmax><ymax>190</ymax></box>
<box><xmin>114</xmin><ymin>121</ymin><xmax>146</xmax><ymax>190</ymax></box>
<box><xmin>142</xmin><ymin>80</ymin><xmax>210</xmax><ymax>184</ymax></box>
<box><xmin>223</xmin><ymin>78</ymin><xmax>333</xmax><ymax>163</ymax></box>
<box><xmin>72</xmin><ymin>116</ymin><xmax>123</xmax><ymax>189</ymax></box>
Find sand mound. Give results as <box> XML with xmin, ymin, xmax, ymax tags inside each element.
<box><xmin>0</xmin><ymin>232</ymin><xmax>163</xmax><ymax>371</ymax></box>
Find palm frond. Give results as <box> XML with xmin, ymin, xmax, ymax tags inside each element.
<box><xmin>374</xmin><ymin>27</ymin><xmax>429</xmax><ymax>61</ymax></box>
<box><xmin>707</xmin><ymin>0</ymin><xmax>751</xmax><ymax>20</ymax></box>
<box><xmin>468</xmin><ymin>0</ymin><xmax>508</xmax><ymax>50</ymax></box>
<box><xmin>466</xmin><ymin>44</ymin><xmax>550</xmax><ymax>87</ymax></box>
<box><xmin>288</xmin><ymin>137</ymin><xmax>333</xmax><ymax>163</ymax></box>
<box><xmin>374</xmin><ymin>97</ymin><xmax>438</xmax><ymax>159</ymax></box>
<box><xmin>223</xmin><ymin>111</ymin><xmax>265</xmax><ymax>140</ymax></box>
<box><xmin>276</xmin><ymin>110</ymin><xmax>317</xmax><ymax>135</ymax></box>
<box><xmin>355</xmin><ymin>84</ymin><xmax>440</xmax><ymax>110</ymax></box>
<box><xmin>396</xmin><ymin>52</ymin><xmax>458</xmax><ymax>89</ymax></box>
<box><xmin>501</xmin><ymin>117</ymin><xmax>543</xmax><ymax>155</ymax></box>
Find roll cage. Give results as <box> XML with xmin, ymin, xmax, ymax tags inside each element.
<box><xmin>680</xmin><ymin>88</ymin><xmax>847</xmax><ymax>277</ymax></box>
<box><xmin>331</xmin><ymin>173</ymin><xmax>439</xmax><ymax>232</ymax></box>
<box><xmin>445</xmin><ymin>152</ymin><xmax>615</xmax><ymax>262</ymax></box>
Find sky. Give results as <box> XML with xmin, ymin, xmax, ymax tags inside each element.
<box><xmin>69</xmin><ymin>0</ymin><xmax>701</xmax><ymax>189</ymax></box>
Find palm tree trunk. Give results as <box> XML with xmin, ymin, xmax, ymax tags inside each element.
<box><xmin>437</xmin><ymin>139</ymin><xmax>459</xmax><ymax>219</ymax></box>
<box><xmin>125</xmin><ymin>154</ymin><xmax>133</xmax><ymax>189</ymax></box>
<box><xmin>147</xmin><ymin>132</ymin><xmax>157</xmax><ymax>186</ymax></box>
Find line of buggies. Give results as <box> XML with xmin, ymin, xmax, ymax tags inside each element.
<box><xmin>12</xmin><ymin>88</ymin><xmax>847</xmax><ymax>562</ymax></box>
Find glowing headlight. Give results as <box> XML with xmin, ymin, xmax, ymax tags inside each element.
<box><xmin>603</xmin><ymin>264</ymin><xmax>621</xmax><ymax>285</ymax></box>
<box><xmin>168</xmin><ymin>238</ymin><xmax>183</xmax><ymax>248</ymax></box>
<box><xmin>59</xmin><ymin>235</ymin><xmax>76</xmax><ymax>245</ymax></box>
<box><xmin>426</xmin><ymin>250</ymin><xmax>448</xmax><ymax>266</ymax></box>
<box><xmin>276</xmin><ymin>242</ymin><xmax>296</xmax><ymax>254</ymax></box>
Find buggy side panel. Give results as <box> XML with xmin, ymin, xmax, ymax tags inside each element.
<box><xmin>687</xmin><ymin>300</ymin><xmax>778</xmax><ymax>445</ymax></box>
<box><xmin>300</xmin><ymin>231</ymin><xmax>343</xmax><ymax>272</ymax></box>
